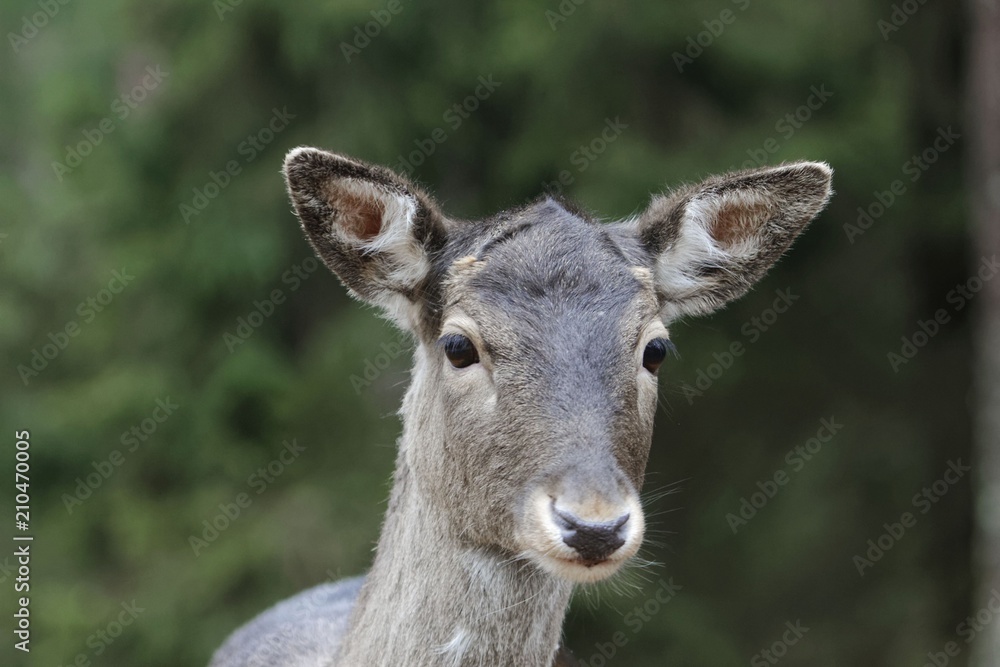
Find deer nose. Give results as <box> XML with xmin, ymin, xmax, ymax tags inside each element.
<box><xmin>552</xmin><ymin>506</ymin><xmax>629</xmax><ymax>563</ymax></box>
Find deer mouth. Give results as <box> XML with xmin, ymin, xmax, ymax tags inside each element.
<box><xmin>533</xmin><ymin>549</ymin><xmax>634</xmax><ymax>584</ymax></box>
<box><xmin>559</xmin><ymin>555</ymin><xmax>613</xmax><ymax>568</ymax></box>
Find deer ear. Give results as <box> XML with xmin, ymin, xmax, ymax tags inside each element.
<box><xmin>621</xmin><ymin>162</ymin><xmax>833</xmax><ymax>320</ymax></box>
<box><xmin>283</xmin><ymin>147</ymin><xmax>447</xmax><ymax>328</ymax></box>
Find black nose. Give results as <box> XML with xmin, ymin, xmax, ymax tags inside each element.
<box><xmin>553</xmin><ymin>507</ymin><xmax>629</xmax><ymax>563</ymax></box>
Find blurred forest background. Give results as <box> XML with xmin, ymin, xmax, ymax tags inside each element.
<box><xmin>1</xmin><ymin>0</ymin><xmax>994</xmax><ymax>665</ymax></box>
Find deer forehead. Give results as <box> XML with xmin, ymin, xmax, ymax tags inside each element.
<box><xmin>440</xmin><ymin>203</ymin><xmax>659</xmax><ymax>345</ymax></box>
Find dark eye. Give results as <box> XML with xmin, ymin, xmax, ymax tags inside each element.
<box><xmin>642</xmin><ymin>338</ymin><xmax>673</xmax><ymax>374</ymax></box>
<box><xmin>440</xmin><ymin>334</ymin><xmax>480</xmax><ymax>368</ymax></box>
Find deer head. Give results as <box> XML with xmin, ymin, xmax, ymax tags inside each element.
<box><xmin>283</xmin><ymin>147</ymin><xmax>832</xmax><ymax>585</ymax></box>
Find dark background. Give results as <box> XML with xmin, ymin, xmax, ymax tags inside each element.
<box><xmin>0</xmin><ymin>0</ymin><xmax>986</xmax><ymax>665</ymax></box>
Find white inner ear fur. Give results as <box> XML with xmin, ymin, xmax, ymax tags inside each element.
<box><xmin>333</xmin><ymin>179</ymin><xmax>432</xmax><ymax>329</ymax></box>
<box><xmin>653</xmin><ymin>189</ymin><xmax>768</xmax><ymax>318</ymax></box>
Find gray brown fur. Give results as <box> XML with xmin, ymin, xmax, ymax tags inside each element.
<box><xmin>209</xmin><ymin>148</ymin><xmax>833</xmax><ymax>667</ymax></box>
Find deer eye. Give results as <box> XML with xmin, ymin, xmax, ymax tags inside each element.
<box><xmin>440</xmin><ymin>334</ymin><xmax>480</xmax><ymax>368</ymax></box>
<box><xmin>642</xmin><ymin>338</ymin><xmax>673</xmax><ymax>374</ymax></box>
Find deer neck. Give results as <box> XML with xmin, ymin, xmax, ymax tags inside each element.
<box><xmin>338</xmin><ymin>415</ymin><xmax>573</xmax><ymax>665</ymax></box>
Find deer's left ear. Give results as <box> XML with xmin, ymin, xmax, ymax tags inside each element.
<box><xmin>283</xmin><ymin>147</ymin><xmax>448</xmax><ymax>330</ymax></box>
<box><xmin>617</xmin><ymin>162</ymin><xmax>833</xmax><ymax>320</ymax></box>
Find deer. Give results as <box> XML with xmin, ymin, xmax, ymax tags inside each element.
<box><xmin>208</xmin><ymin>147</ymin><xmax>833</xmax><ymax>667</ymax></box>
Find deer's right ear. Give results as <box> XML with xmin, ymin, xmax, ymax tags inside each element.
<box><xmin>619</xmin><ymin>162</ymin><xmax>833</xmax><ymax>321</ymax></box>
<box><xmin>283</xmin><ymin>147</ymin><xmax>447</xmax><ymax>329</ymax></box>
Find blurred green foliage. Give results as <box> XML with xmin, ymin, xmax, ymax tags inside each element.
<box><xmin>0</xmin><ymin>0</ymin><xmax>972</xmax><ymax>665</ymax></box>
